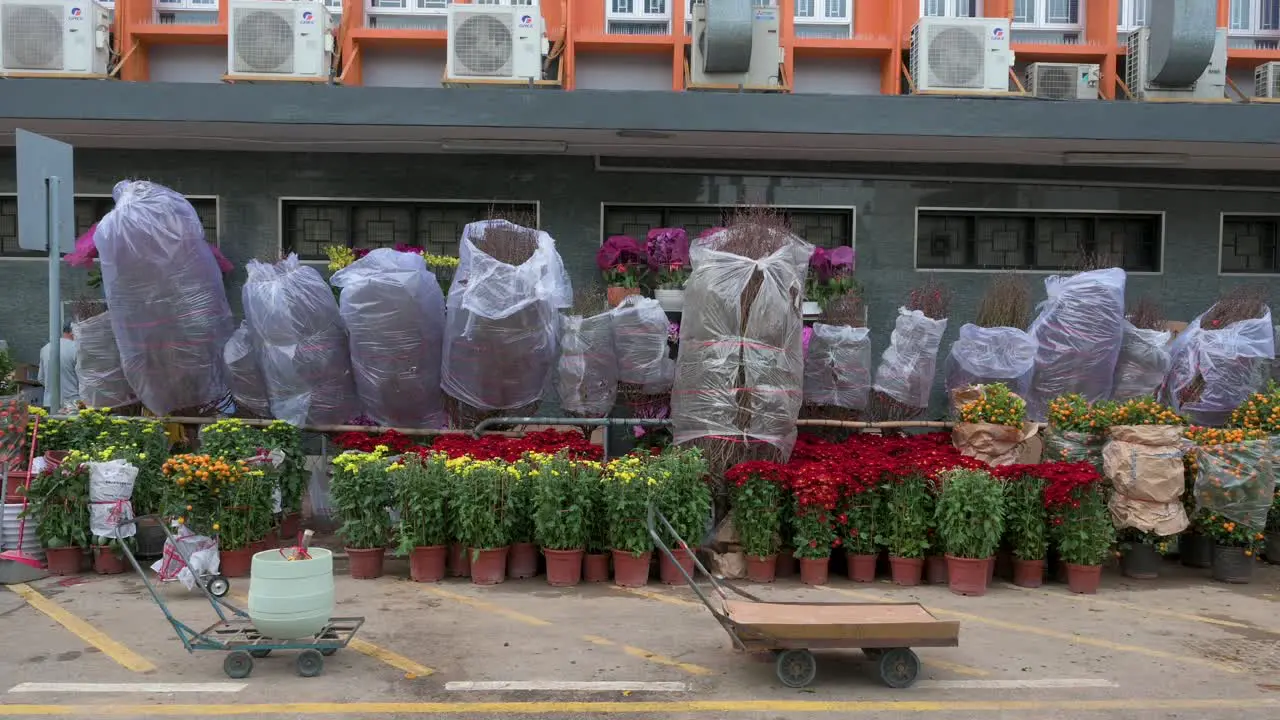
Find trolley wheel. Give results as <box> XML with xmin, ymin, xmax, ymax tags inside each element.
<box><xmin>296</xmin><ymin>649</ymin><xmax>324</xmax><ymax>678</ymax></box>
<box><xmin>249</xmin><ymin>649</ymin><xmax>271</xmax><ymax>659</ymax></box>
<box><xmin>862</xmin><ymin>648</ymin><xmax>885</xmax><ymax>661</ymax></box>
<box><xmin>320</xmin><ymin>648</ymin><xmax>337</xmax><ymax>657</ymax></box>
<box><xmin>223</xmin><ymin>651</ymin><xmax>254</xmax><ymax>679</ymax></box>
<box><xmin>775</xmin><ymin>649</ymin><xmax>818</xmax><ymax>689</ymax></box>
<box><xmin>877</xmin><ymin>648</ymin><xmax>921</xmax><ymax>689</ymax></box>
<box><xmin>207</xmin><ymin>575</ymin><xmax>230</xmax><ymax>598</ymax></box>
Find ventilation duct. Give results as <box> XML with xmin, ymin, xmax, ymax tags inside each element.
<box><xmin>700</xmin><ymin>0</ymin><xmax>753</xmax><ymax>74</ymax></box>
<box><xmin>1146</xmin><ymin>0</ymin><xmax>1217</xmax><ymax>87</ymax></box>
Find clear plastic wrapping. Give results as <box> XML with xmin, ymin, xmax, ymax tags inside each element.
<box><xmin>222</xmin><ymin>321</ymin><xmax>271</xmax><ymax>418</ymax></box>
<box><xmin>872</xmin><ymin>307</ymin><xmax>948</xmax><ymax>409</ymax></box>
<box><xmin>1043</xmin><ymin>428</ymin><xmax>1105</xmax><ymax>473</ymax></box>
<box><xmin>242</xmin><ymin>255</ymin><xmax>359</xmax><ymax>427</ymax></box>
<box><xmin>331</xmin><ymin>248</ymin><xmax>447</xmax><ymax>429</ymax></box>
<box><xmin>556</xmin><ymin>312</ymin><xmax>618</xmax><ymax>417</ymax></box>
<box><xmin>1025</xmin><ymin>268</ymin><xmax>1127</xmax><ymax>422</ymax></box>
<box><xmin>94</xmin><ymin>180</ymin><xmax>235</xmax><ymax>415</ymax></box>
<box><xmin>1193</xmin><ymin>437</ymin><xmax>1276</xmax><ymax>530</ymax></box>
<box><xmin>1110</xmin><ymin>322</ymin><xmax>1172</xmax><ymax>402</ymax></box>
<box><xmin>670</xmin><ymin>227</ymin><xmax>812</xmax><ymax>458</ymax></box>
<box><xmin>943</xmin><ymin>324</ymin><xmax>1036</xmax><ymax>398</ymax></box>
<box><xmin>1164</xmin><ymin>307</ymin><xmax>1275</xmax><ymax>427</ymax></box>
<box><xmin>441</xmin><ymin>220</ymin><xmax>573</xmax><ymax>412</ymax></box>
<box><xmin>611</xmin><ymin>296</ymin><xmax>676</xmax><ymax>394</ymax></box>
<box><xmin>72</xmin><ymin>310</ymin><xmax>136</xmax><ymax>409</ymax></box>
<box><xmin>803</xmin><ymin>323</ymin><xmax>872</xmax><ymax>410</ymax></box>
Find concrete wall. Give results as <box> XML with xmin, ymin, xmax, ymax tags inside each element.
<box><xmin>0</xmin><ymin>149</ymin><xmax>1273</xmax><ymax>410</ymax></box>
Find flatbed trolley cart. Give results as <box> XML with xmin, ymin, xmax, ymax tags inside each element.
<box><xmin>117</xmin><ymin>515</ymin><xmax>365</xmax><ymax>679</ymax></box>
<box><xmin>647</xmin><ymin>505</ymin><xmax>960</xmax><ymax>689</ymax></box>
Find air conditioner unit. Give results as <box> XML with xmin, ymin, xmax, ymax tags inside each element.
<box><xmin>909</xmin><ymin>16</ymin><xmax>1013</xmax><ymax>93</ymax></box>
<box><xmin>0</xmin><ymin>0</ymin><xmax>111</xmax><ymax>76</ymax></box>
<box><xmin>689</xmin><ymin>0</ymin><xmax>782</xmax><ymax>87</ymax></box>
<box><xmin>1025</xmin><ymin>62</ymin><xmax>1099</xmax><ymax>100</ymax></box>
<box><xmin>446</xmin><ymin>1</ymin><xmax>546</xmax><ymax>82</ymax></box>
<box><xmin>1125</xmin><ymin>27</ymin><xmax>1227</xmax><ymax>100</ymax></box>
<box><xmin>1255</xmin><ymin>61</ymin><xmax>1280</xmax><ymax>98</ymax></box>
<box><xmin>227</xmin><ymin>0</ymin><xmax>334</xmax><ymax>79</ymax></box>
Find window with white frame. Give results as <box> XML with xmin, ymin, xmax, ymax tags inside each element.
<box><xmin>1116</xmin><ymin>0</ymin><xmax>1148</xmax><ymax>31</ymax></box>
<box><xmin>1013</xmin><ymin>0</ymin><xmax>1081</xmax><ymax>28</ymax></box>
<box><xmin>367</xmin><ymin>0</ymin><xmax>446</xmax><ymax>15</ymax></box>
<box><xmin>795</xmin><ymin>0</ymin><xmax>850</xmax><ymax>24</ymax></box>
<box><xmin>608</xmin><ymin>0</ymin><xmax>670</xmax><ymax>35</ymax></box>
<box><xmin>153</xmin><ymin>0</ymin><xmax>218</xmax><ymax>25</ymax></box>
<box><xmin>922</xmin><ymin>0</ymin><xmax>981</xmax><ymax>18</ymax></box>
<box><xmin>1229</xmin><ymin>0</ymin><xmax>1280</xmax><ymax>36</ymax></box>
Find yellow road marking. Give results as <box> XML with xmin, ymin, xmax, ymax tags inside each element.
<box><xmin>580</xmin><ymin>635</ymin><xmax>713</xmax><ymax>676</ymax></box>
<box><xmin>8</xmin><ymin>583</ymin><xmax>157</xmax><ymax>674</ymax></box>
<box><xmin>821</xmin><ymin>586</ymin><xmax>1244</xmax><ymax>674</ymax></box>
<box><xmin>0</xmin><ymin>698</ymin><xmax>1277</xmax><ymax>716</ymax></box>
<box><xmin>998</xmin><ymin>583</ymin><xmax>1277</xmax><ymax>634</ymax></box>
<box><xmin>419</xmin><ymin>587</ymin><xmax>551</xmax><ymax>627</ymax></box>
<box><xmin>924</xmin><ymin>659</ymin><xmax>990</xmax><ymax>677</ymax></box>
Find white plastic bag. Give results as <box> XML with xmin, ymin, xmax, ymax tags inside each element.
<box><xmin>88</xmin><ymin>459</ymin><xmax>138</xmax><ymax>539</ymax></box>
<box><xmin>1026</xmin><ymin>268</ymin><xmax>1127</xmax><ymax>421</ymax></box>
<box><xmin>612</xmin><ymin>296</ymin><xmax>676</xmax><ymax>394</ymax></box>
<box><xmin>1110</xmin><ymin>322</ymin><xmax>1172</xmax><ymax>402</ymax></box>
<box><xmin>873</xmin><ymin>307</ymin><xmax>948</xmax><ymax>410</ymax></box>
<box><xmin>1164</xmin><ymin>306</ymin><xmax>1275</xmax><ymax>426</ymax></box>
<box><xmin>556</xmin><ymin>312</ymin><xmax>618</xmax><ymax>417</ymax></box>
<box><xmin>72</xmin><ymin>310</ymin><xmax>136</xmax><ymax>409</ymax></box>
<box><xmin>151</xmin><ymin>524</ymin><xmax>219</xmax><ymax>590</ymax></box>
<box><xmin>332</xmin><ymin>248</ymin><xmax>447</xmax><ymax>428</ymax></box>
<box><xmin>803</xmin><ymin>324</ymin><xmax>872</xmax><ymax>410</ymax></box>
<box><xmin>943</xmin><ymin>324</ymin><xmax>1037</xmax><ymax>398</ymax></box>
<box><xmin>222</xmin><ymin>321</ymin><xmax>271</xmax><ymax>418</ymax></box>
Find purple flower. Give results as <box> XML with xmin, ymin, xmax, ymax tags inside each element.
<box><xmin>597</xmin><ymin>235</ymin><xmax>644</xmax><ymax>270</ymax></box>
<box><xmin>645</xmin><ymin>228</ymin><xmax>690</xmax><ymax>270</ymax></box>
<box><xmin>393</xmin><ymin>244</ymin><xmax>425</xmax><ymax>255</ymax></box>
<box><xmin>633</xmin><ymin>426</ymin><xmax>647</xmax><ymax>439</ymax></box>
<box><xmin>809</xmin><ymin>247</ymin><xmax>834</xmax><ymax>282</ymax></box>
<box><xmin>828</xmin><ymin>246</ymin><xmax>855</xmax><ymax>271</ymax></box>
<box><xmin>802</xmin><ymin>326</ymin><xmax>814</xmax><ymax>356</ymax></box>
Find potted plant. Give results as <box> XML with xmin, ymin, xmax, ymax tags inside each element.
<box><xmin>583</xmin><ymin>467</ymin><xmax>610</xmax><ymax>583</ymax></box>
<box><xmin>1044</xmin><ymin>394</ymin><xmax>1107</xmax><ymax>472</ymax></box>
<box><xmin>726</xmin><ymin>462</ymin><xmax>786</xmax><ymax>583</ymax></box>
<box><xmin>164</xmin><ymin>453</ymin><xmax>274</xmax><ymax>579</ymax></box>
<box><xmin>1191</xmin><ymin>435</ymin><xmax>1274</xmax><ymax>584</ymax></box>
<box><xmin>505</xmin><ymin>463</ymin><xmax>539</xmax><ymax>580</ymax></box>
<box><xmin>393</xmin><ymin>454</ymin><xmax>449</xmax><ymax>583</ymax></box>
<box><xmin>91</xmin><ymin>535</ymin><xmax>130</xmax><ymax>575</ymax></box>
<box><xmin>840</xmin><ymin>482</ymin><xmax>880</xmax><ymax>583</ymax></box>
<box><xmin>654</xmin><ymin>449</ymin><xmax>711</xmax><ymax>585</ymax></box>
<box><xmin>1050</xmin><ymin>482</ymin><xmax>1114</xmax><ymax>594</ymax></box>
<box><xmin>1116</xmin><ymin>529</ymin><xmax>1170</xmax><ymax>580</ymax></box>
<box><xmin>645</xmin><ymin>228</ymin><xmax>691</xmax><ymax>313</ymax></box>
<box><xmin>879</xmin><ymin>474</ymin><xmax>934</xmax><ymax>586</ymax></box>
<box><xmin>532</xmin><ymin>454</ymin><xmax>594</xmax><ymax>587</ymax></box>
<box><xmin>450</xmin><ymin>457</ymin><xmax>514</xmax><ymax>586</ymax></box>
<box><xmin>597</xmin><ymin>235</ymin><xmax>645</xmax><ymax>307</ymax></box>
<box><xmin>788</xmin><ymin>462</ymin><xmax>843</xmax><ymax>586</ymax></box>
<box><xmin>19</xmin><ymin>453</ymin><xmax>90</xmax><ymax>575</ymax></box>
<box><xmin>1003</xmin><ymin>473</ymin><xmax>1047</xmax><ymax>588</ymax></box>
<box><xmin>934</xmin><ymin>469</ymin><xmax>1004</xmax><ymax>596</ymax></box>
<box><xmin>329</xmin><ymin>449</ymin><xmax>394</xmax><ymax>579</ymax></box>
<box><xmin>804</xmin><ymin>246</ymin><xmax>857</xmax><ymax>316</ymax></box>
<box><xmin>1201</xmin><ymin>514</ymin><xmax>1264</xmax><ymax>584</ymax></box>
<box><xmin>603</xmin><ymin>454</ymin><xmax>659</xmax><ymax>587</ymax></box>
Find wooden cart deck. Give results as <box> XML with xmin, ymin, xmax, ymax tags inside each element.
<box><xmin>725</xmin><ymin>600</ymin><xmax>960</xmax><ymax>649</ymax></box>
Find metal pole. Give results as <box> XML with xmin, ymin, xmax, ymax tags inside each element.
<box><xmin>45</xmin><ymin>176</ymin><xmax>61</xmax><ymax>411</ymax></box>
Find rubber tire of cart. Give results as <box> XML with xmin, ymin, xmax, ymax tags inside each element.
<box><xmin>224</xmin><ymin>651</ymin><xmax>253</xmax><ymax>679</ymax></box>
<box><xmin>207</xmin><ymin>575</ymin><xmax>230</xmax><ymax>598</ymax></box>
<box><xmin>320</xmin><ymin>648</ymin><xmax>337</xmax><ymax>657</ymax></box>
<box><xmin>862</xmin><ymin>648</ymin><xmax>885</xmax><ymax>660</ymax></box>
<box><xmin>877</xmin><ymin>648</ymin><xmax>921</xmax><ymax>689</ymax></box>
<box><xmin>775</xmin><ymin>649</ymin><xmax>818</xmax><ymax>688</ymax></box>
<box><xmin>249</xmin><ymin>649</ymin><xmax>271</xmax><ymax>659</ymax></box>
<box><xmin>297</xmin><ymin>649</ymin><xmax>324</xmax><ymax>678</ymax></box>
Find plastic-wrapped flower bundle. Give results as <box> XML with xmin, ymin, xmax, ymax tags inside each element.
<box><xmin>556</xmin><ymin>311</ymin><xmax>618</xmax><ymax>418</ymax></box>
<box><xmin>94</xmin><ymin>180</ymin><xmax>235</xmax><ymax>415</ymax></box>
<box><xmin>72</xmin><ymin>309</ymin><xmax>136</xmax><ymax>409</ymax></box>
<box><xmin>612</xmin><ymin>296</ymin><xmax>676</xmax><ymax>394</ymax></box>
<box><xmin>221</xmin><ymin>322</ymin><xmax>271</xmax><ymax>419</ymax></box>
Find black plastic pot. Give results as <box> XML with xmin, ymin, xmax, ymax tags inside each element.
<box><xmin>1180</xmin><ymin>533</ymin><xmax>1213</xmax><ymax>569</ymax></box>
<box><xmin>134</xmin><ymin>518</ymin><xmax>167</xmax><ymax>560</ymax></box>
<box><xmin>1211</xmin><ymin>545</ymin><xmax>1255</xmax><ymax>584</ymax></box>
<box><xmin>1265</xmin><ymin>532</ymin><xmax>1280</xmax><ymax>566</ymax></box>
<box><xmin>1120</xmin><ymin>543</ymin><xmax>1161</xmax><ymax>579</ymax></box>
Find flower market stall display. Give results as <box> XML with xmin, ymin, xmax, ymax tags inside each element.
<box><xmin>880</xmin><ymin>474</ymin><xmax>934</xmax><ymax>586</ymax></box>
<box><xmin>804</xmin><ymin>246</ymin><xmax>857</xmax><ymax>316</ymax></box>
<box><xmin>597</xmin><ymin>235</ymin><xmax>646</xmax><ymax>308</ymax></box>
<box><xmin>450</xmin><ymin>456</ymin><xmax>516</xmax><ymax>585</ymax></box>
<box><xmin>602</xmin><ymin>454</ymin><xmax>661</xmax><ymax>587</ymax></box>
<box><xmin>531</xmin><ymin>454</ymin><xmax>600</xmax><ymax>586</ymax></box>
<box><xmin>94</xmin><ymin>181</ymin><xmax>236</xmax><ymax>415</ymax></box>
<box><xmin>329</xmin><ymin>448</ymin><xmax>393</xmax><ymax>579</ymax></box>
<box><xmin>71</xmin><ymin>309</ymin><xmax>136</xmax><ymax>409</ymax></box>
<box><xmin>163</xmin><ymin>454</ymin><xmax>274</xmax><ymax>579</ymax></box>
<box><xmin>612</xmin><ymin>296</ymin><xmax>677</xmax><ymax>394</ymax></box>
<box><xmin>18</xmin><ymin>453</ymin><xmax>90</xmax><ymax>575</ymax></box>
<box><xmin>441</xmin><ymin>220</ymin><xmax>572</xmax><ymax>427</ymax></box>
<box><xmin>944</xmin><ymin>275</ymin><xmax>1036</xmax><ymax>401</ymax></box>
<box><xmin>1101</xmin><ymin>398</ymin><xmax>1189</xmax><ymax>559</ymax></box>
<box><xmin>647</xmin><ymin>228</ymin><xmax>691</xmax><ymax>312</ymax></box>
<box><xmin>1044</xmin><ymin>465</ymin><xmax>1113</xmax><ymax>594</ymax></box>
<box><xmin>221</xmin><ymin>322</ymin><xmax>271</xmax><ymax>419</ymax></box>
<box><xmin>652</xmin><ymin>449</ymin><xmax>711</xmax><ymax>585</ymax></box>
<box><xmin>1164</xmin><ymin>286</ymin><xmax>1275</xmax><ymax>427</ymax></box>
<box><xmin>1110</xmin><ymin>298</ymin><xmax>1172</xmax><ymax>402</ymax></box>
<box><xmin>725</xmin><ymin>462</ymin><xmax>786</xmax><ymax>582</ymax></box>
<box><xmin>392</xmin><ymin>454</ymin><xmax>449</xmax><ymax>583</ymax></box>
<box><xmin>872</xmin><ymin>278</ymin><xmax>951</xmax><ymax>421</ymax></box>
<box><xmin>999</xmin><ymin>471</ymin><xmax>1047</xmax><ymax>588</ymax></box>
<box><xmin>934</xmin><ymin>469</ymin><xmax>1005</xmax><ymax>596</ymax></box>
<box><xmin>331</xmin><ymin>248</ymin><xmax>448</xmax><ymax>429</ymax></box>
<box><xmin>243</xmin><ymin>254</ymin><xmax>359</xmax><ymax>427</ymax></box>
<box><xmin>1025</xmin><ymin>268</ymin><xmax>1127</xmax><ymax>422</ymax></box>
<box><xmin>952</xmin><ymin>384</ymin><xmax>1034</xmax><ymax>466</ymax></box>
<box><xmin>1043</xmin><ymin>394</ymin><xmax>1106</xmax><ymax>472</ymax></box>
<box><xmin>555</xmin><ymin>288</ymin><xmax>618</xmax><ymax>420</ymax></box>
<box><xmin>670</xmin><ymin>210</ymin><xmax>813</xmax><ymax>505</ymax></box>
<box><xmin>1192</xmin><ymin>437</ymin><xmax>1275</xmax><ymax>583</ymax></box>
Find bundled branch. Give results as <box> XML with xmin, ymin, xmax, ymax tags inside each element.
<box><xmin>974</xmin><ymin>274</ymin><xmax>1031</xmax><ymax>331</ymax></box>
<box><xmin>1112</xmin><ymin>296</ymin><xmax>1172</xmax><ymax>402</ymax></box>
<box><xmin>944</xmin><ymin>274</ymin><xmax>1037</xmax><ymax>404</ymax></box>
<box><xmin>556</xmin><ymin>283</ymin><xmax>618</xmax><ymax>429</ymax></box>
<box><xmin>1165</xmin><ymin>285</ymin><xmax>1273</xmax><ymax>424</ymax></box>
<box><xmin>871</xmin><ymin>276</ymin><xmax>951</xmax><ymax>421</ymax></box>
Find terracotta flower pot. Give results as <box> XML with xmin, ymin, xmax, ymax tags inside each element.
<box><xmin>470</xmin><ymin>547</ymin><xmax>510</xmax><ymax>586</ymax></box>
<box><xmin>924</xmin><ymin>555</ymin><xmax>948</xmax><ymax>585</ymax></box>
<box><xmin>1012</xmin><ymin>558</ymin><xmax>1045</xmax><ymax>588</ymax></box>
<box><xmin>889</xmin><ymin>556</ymin><xmax>924</xmax><ymax>586</ymax></box>
<box><xmin>799</xmin><ymin>556</ymin><xmax>830</xmax><ymax>586</ymax></box>
<box><xmin>775</xmin><ymin>550</ymin><xmax>797</xmax><ymax>578</ymax></box>
<box><xmin>409</xmin><ymin>545</ymin><xmax>447</xmax><ymax>583</ymax></box>
<box><xmin>612</xmin><ymin>550</ymin><xmax>652</xmax><ymax>588</ymax></box>
<box><xmin>347</xmin><ymin>547</ymin><xmax>386</xmax><ymax>579</ymax></box>
<box><xmin>583</xmin><ymin>552</ymin><xmax>610</xmax><ymax>583</ymax></box>
<box><xmin>847</xmin><ymin>553</ymin><xmax>878</xmax><ymax>583</ymax></box>
<box><xmin>448</xmin><ymin>542</ymin><xmax>471</xmax><ymax>578</ymax></box>
<box><xmin>1065</xmin><ymin>563</ymin><xmax>1102</xmax><ymax>594</ymax></box>
<box><xmin>45</xmin><ymin>546</ymin><xmax>82</xmax><ymax>576</ymax></box>
<box><xmin>219</xmin><ymin>547</ymin><xmax>253</xmax><ymax>578</ymax></box>
<box><xmin>508</xmin><ymin>542</ymin><xmax>539</xmax><ymax>579</ymax></box>
<box><xmin>607</xmin><ymin>286</ymin><xmax>643</xmax><ymax>307</ymax></box>
<box><xmin>279</xmin><ymin>512</ymin><xmax>302</xmax><ymax>543</ymax></box>
<box><xmin>544</xmin><ymin>548</ymin><xmax>584</xmax><ymax>587</ymax></box>
<box><xmin>945</xmin><ymin>555</ymin><xmax>990</xmax><ymax>596</ymax></box>
<box><xmin>746</xmin><ymin>555</ymin><xmax>777</xmax><ymax>583</ymax></box>
<box><xmin>93</xmin><ymin>546</ymin><xmax>125</xmax><ymax>575</ymax></box>
<box><xmin>660</xmin><ymin>547</ymin><xmax>695</xmax><ymax>585</ymax></box>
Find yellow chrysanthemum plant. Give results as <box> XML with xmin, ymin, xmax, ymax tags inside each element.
<box><xmin>330</xmin><ymin>446</ymin><xmax>395</xmax><ymax>553</ymax></box>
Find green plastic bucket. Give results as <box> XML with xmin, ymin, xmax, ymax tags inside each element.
<box><xmin>247</xmin><ymin>547</ymin><xmax>335</xmax><ymax>640</ymax></box>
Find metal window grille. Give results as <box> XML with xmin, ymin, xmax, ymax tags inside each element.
<box><xmin>0</xmin><ymin>195</ymin><xmax>218</xmax><ymax>257</ymax></box>
<box><xmin>601</xmin><ymin>205</ymin><xmax>852</xmax><ymax>250</ymax></box>
<box><xmin>1221</xmin><ymin>217</ymin><xmax>1280</xmax><ymax>274</ymax></box>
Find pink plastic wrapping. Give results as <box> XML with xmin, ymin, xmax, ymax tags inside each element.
<box><xmin>331</xmin><ymin>248</ymin><xmax>447</xmax><ymax>429</ymax></box>
<box><xmin>944</xmin><ymin>324</ymin><xmax>1037</xmax><ymax>398</ymax></box>
<box><xmin>222</xmin><ymin>321</ymin><xmax>271</xmax><ymax>419</ymax></box>
<box><xmin>71</xmin><ymin>310</ymin><xmax>136</xmax><ymax>409</ymax></box>
<box><xmin>803</xmin><ymin>324</ymin><xmax>872</xmax><ymax>410</ymax></box>
<box><xmin>1164</xmin><ymin>306</ymin><xmax>1274</xmax><ymax>426</ymax></box>
<box><xmin>872</xmin><ymin>307</ymin><xmax>948</xmax><ymax>409</ymax></box>
<box><xmin>611</xmin><ymin>296</ymin><xmax>676</xmax><ymax>394</ymax></box>
<box><xmin>556</xmin><ymin>312</ymin><xmax>618</xmax><ymax>417</ymax></box>
<box><xmin>94</xmin><ymin>181</ymin><xmax>235</xmax><ymax>414</ymax></box>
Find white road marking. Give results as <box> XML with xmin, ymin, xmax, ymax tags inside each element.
<box><xmin>445</xmin><ymin>681</ymin><xmax>689</xmax><ymax>693</ymax></box>
<box><xmin>917</xmin><ymin>679</ymin><xmax>1120</xmax><ymax>690</ymax></box>
<box><xmin>8</xmin><ymin>683</ymin><xmax>248</xmax><ymax>694</ymax></box>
